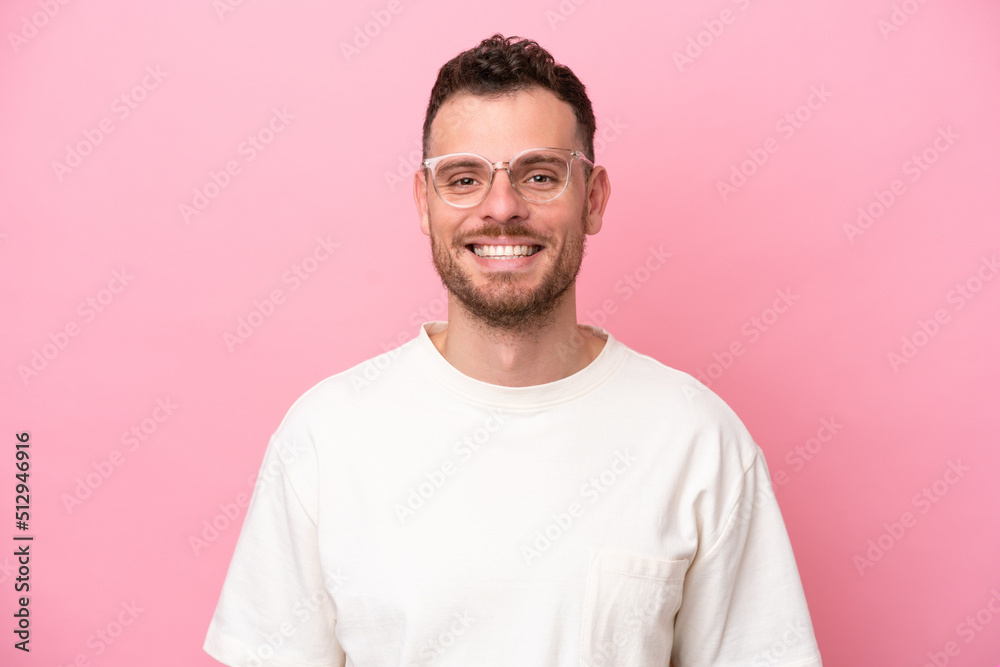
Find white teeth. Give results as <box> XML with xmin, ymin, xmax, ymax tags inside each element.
<box><xmin>472</xmin><ymin>244</ymin><xmax>541</xmax><ymax>258</ymax></box>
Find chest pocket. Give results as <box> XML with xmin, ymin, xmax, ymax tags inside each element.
<box><xmin>580</xmin><ymin>549</ymin><xmax>689</xmax><ymax>667</ymax></box>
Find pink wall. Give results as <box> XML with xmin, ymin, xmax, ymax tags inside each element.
<box><xmin>2</xmin><ymin>0</ymin><xmax>998</xmax><ymax>665</ymax></box>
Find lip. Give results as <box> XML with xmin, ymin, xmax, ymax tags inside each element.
<box><xmin>465</xmin><ymin>243</ymin><xmax>544</xmax><ymax>269</ymax></box>
<box><xmin>464</xmin><ymin>237</ymin><xmax>546</xmax><ymax>248</ymax></box>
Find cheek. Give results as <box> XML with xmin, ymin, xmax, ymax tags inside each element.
<box><xmin>428</xmin><ymin>211</ymin><xmax>470</xmax><ymax>245</ymax></box>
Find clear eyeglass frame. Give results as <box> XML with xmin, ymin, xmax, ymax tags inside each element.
<box><xmin>421</xmin><ymin>147</ymin><xmax>595</xmax><ymax>208</ymax></box>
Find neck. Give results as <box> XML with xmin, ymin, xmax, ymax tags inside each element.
<box><xmin>428</xmin><ymin>288</ymin><xmax>606</xmax><ymax>387</ymax></box>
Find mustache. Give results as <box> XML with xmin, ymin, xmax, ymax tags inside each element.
<box><xmin>454</xmin><ymin>222</ymin><xmax>550</xmax><ymax>246</ymax></box>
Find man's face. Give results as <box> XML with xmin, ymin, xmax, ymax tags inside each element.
<box><xmin>415</xmin><ymin>87</ymin><xmax>605</xmax><ymax>334</ymax></box>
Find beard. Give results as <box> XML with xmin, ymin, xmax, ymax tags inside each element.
<box><xmin>429</xmin><ymin>211</ymin><xmax>588</xmax><ymax>337</ymax></box>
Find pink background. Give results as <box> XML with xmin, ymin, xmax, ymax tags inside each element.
<box><xmin>2</xmin><ymin>0</ymin><xmax>999</xmax><ymax>665</ymax></box>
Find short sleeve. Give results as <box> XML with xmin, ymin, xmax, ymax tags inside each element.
<box><xmin>203</xmin><ymin>436</ymin><xmax>346</xmax><ymax>667</ymax></box>
<box><xmin>671</xmin><ymin>448</ymin><xmax>823</xmax><ymax>666</ymax></box>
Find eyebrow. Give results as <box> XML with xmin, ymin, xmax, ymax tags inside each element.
<box><xmin>516</xmin><ymin>154</ymin><xmax>563</xmax><ymax>166</ymax></box>
<box><xmin>438</xmin><ymin>158</ymin><xmax>487</xmax><ymax>169</ymax></box>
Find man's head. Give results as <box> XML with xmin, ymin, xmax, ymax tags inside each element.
<box><xmin>414</xmin><ymin>35</ymin><xmax>610</xmax><ymax>336</ymax></box>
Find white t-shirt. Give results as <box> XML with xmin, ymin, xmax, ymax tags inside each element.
<box><xmin>204</xmin><ymin>321</ymin><xmax>822</xmax><ymax>667</ymax></box>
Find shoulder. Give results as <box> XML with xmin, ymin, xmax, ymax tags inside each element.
<box><xmin>253</xmin><ymin>335</ymin><xmax>424</xmax><ymax>491</ymax></box>
<box><xmin>267</xmin><ymin>333</ymin><xmax>423</xmax><ymax>442</ymax></box>
<box><xmin>610</xmin><ymin>338</ymin><xmax>761</xmax><ymax>472</ymax></box>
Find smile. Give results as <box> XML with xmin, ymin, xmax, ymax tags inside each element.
<box><xmin>469</xmin><ymin>244</ymin><xmax>542</xmax><ymax>259</ymax></box>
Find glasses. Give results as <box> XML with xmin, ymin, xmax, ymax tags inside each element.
<box><xmin>422</xmin><ymin>147</ymin><xmax>594</xmax><ymax>208</ymax></box>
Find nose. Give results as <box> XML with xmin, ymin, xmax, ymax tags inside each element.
<box><xmin>478</xmin><ymin>167</ymin><xmax>529</xmax><ymax>221</ymax></box>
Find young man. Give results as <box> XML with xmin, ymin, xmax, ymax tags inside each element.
<box><xmin>204</xmin><ymin>35</ymin><xmax>823</xmax><ymax>666</ymax></box>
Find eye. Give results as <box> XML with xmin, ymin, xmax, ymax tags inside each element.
<box><xmin>520</xmin><ymin>167</ymin><xmax>563</xmax><ymax>188</ymax></box>
<box><xmin>449</xmin><ymin>176</ymin><xmax>481</xmax><ymax>188</ymax></box>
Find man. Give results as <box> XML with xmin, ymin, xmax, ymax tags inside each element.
<box><xmin>204</xmin><ymin>34</ymin><xmax>823</xmax><ymax>666</ymax></box>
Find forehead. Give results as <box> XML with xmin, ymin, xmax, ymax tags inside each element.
<box><xmin>428</xmin><ymin>87</ymin><xmax>578</xmax><ymax>159</ymax></box>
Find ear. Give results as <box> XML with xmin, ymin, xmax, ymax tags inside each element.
<box><xmin>583</xmin><ymin>165</ymin><xmax>610</xmax><ymax>235</ymax></box>
<box><xmin>414</xmin><ymin>168</ymin><xmax>431</xmax><ymax>236</ymax></box>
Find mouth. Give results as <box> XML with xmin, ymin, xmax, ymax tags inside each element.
<box><xmin>467</xmin><ymin>244</ymin><xmax>543</xmax><ymax>260</ymax></box>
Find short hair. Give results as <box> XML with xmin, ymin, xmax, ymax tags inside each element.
<box><xmin>421</xmin><ymin>34</ymin><xmax>597</xmax><ymax>170</ymax></box>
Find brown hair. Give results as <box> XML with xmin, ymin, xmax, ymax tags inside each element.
<box><xmin>421</xmin><ymin>34</ymin><xmax>596</xmax><ymax>168</ymax></box>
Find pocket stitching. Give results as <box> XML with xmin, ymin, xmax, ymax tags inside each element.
<box><xmin>593</xmin><ymin>549</ymin><xmax>689</xmax><ymax>581</ymax></box>
<box><xmin>599</xmin><ymin>568</ymin><xmax>686</xmax><ymax>582</ymax></box>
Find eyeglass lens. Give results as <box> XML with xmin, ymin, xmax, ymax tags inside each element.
<box><xmin>432</xmin><ymin>150</ymin><xmax>571</xmax><ymax>206</ymax></box>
